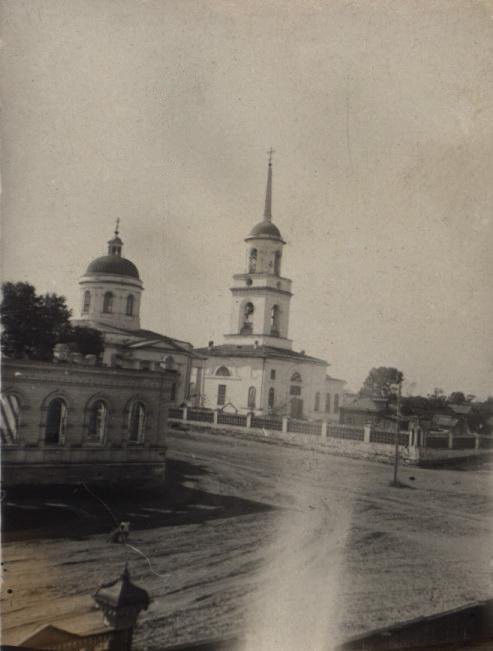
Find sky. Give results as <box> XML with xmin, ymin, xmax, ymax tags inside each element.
<box><xmin>1</xmin><ymin>0</ymin><xmax>492</xmax><ymax>398</ymax></box>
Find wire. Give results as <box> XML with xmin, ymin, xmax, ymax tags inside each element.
<box><xmin>81</xmin><ymin>481</ymin><xmax>120</xmax><ymax>527</ymax></box>
<box><xmin>80</xmin><ymin>482</ymin><xmax>168</xmax><ymax>580</ymax></box>
<box><xmin>124</xmin><ymin>543</ymin><xmax>169</xmax><ymax>579</ymax></box>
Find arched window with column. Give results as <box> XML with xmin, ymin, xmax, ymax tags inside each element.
<box><xmin>45</xmin><ymin>398</ymin><xmax>67</xmax><ymax>445</ymax></box>
<box><xmin>126</xmin><ymin>294</ymin><xmax>134</xmax><ymax>316</ymax></box>
<box><xmin>128</xmin><ymin>401</ymin><xmax>146</xmax><ymax>443</ymax></box>
<box><xmin>1</xmin><ymin>393</ymin><xmax>20</xmax><ymax>444</ymax></box>
<box><xmin>103</xmin><ymin>292</ymin><xmax>114</xmax><ymax>314</ymax></box>
<box><xmin>87</xmin><ymin>400</ymin><xmax>107</xmax><ymax>443</ymax></box>
<box><xmin>241</xmin><ymin>302</ymin><xmax>254</xmax><ymax>334</ymax></box>
<box><xmin>247</xmin><ymin>386</ymin><xmax>256</xmax><ymax>409</ymax></box>
<box><xmin>274</xmin><ymin>251</ymin><xmax>281</xmax><ymax>276</ymax></box>
<box><xmin>270</xmin><ymin>305</ymin><xmax>280</xmax><ymax>336</ymax></box>
<box><xmin>83</xmin><ymin>290</ymin><xmax>91</xmax><ymax>313</ymax></box>
<box><xmin>248</xmin><ymin>248</ymin><xmax>257</xmax><ymax>273</ymax></box>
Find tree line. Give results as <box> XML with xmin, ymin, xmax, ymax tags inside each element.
<box><xmin>359</xmin><ymin>366</ymin><xmax>493</xmax><ymax>435</ymax></box>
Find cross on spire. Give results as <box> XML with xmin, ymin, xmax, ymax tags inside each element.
<box><xmin>267</xmin><ymin>147</ymin><xmax>275</xmax><ymax>165</ymax></box>
<box><xmin>114</xmin><ymin>217</ymin><xmax>120</xmax><ymax>237</ymax></box>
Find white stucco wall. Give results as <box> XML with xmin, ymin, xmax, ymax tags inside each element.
<box><xmin>198</xmin><ymin>354</ymin><xmax>338</xmax><ymax>420</ymax></box>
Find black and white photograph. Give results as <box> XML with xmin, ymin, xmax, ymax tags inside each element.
<box><xmin>1</xmin><ymin>1</ymin><xmax>492</xmax><ymax>649</ymax></box>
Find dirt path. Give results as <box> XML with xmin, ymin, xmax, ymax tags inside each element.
<box><xmin>2</xmin><ymin>429</ymin><xmax>492</xmax><ymax>649</ymax></box>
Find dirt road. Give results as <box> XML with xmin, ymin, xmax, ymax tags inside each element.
<box><xmin>2</xmin><ymin>429</ymin><xmax>492</xmax><ymax>649</ymax></box>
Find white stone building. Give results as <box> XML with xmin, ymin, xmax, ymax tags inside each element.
<box><xmin>74</xmin><ymin>224</ymin><xmax>200</xmax><ymax>406</ymax></box>
<box><xmin>193</xmin><ymin>157</ymin><xmax>345</xmax><ymax>421</ymax></box>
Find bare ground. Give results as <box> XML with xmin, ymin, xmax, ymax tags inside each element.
<box><xmin>2</xmin><ymin>428</ymin><xmax>492</xmax><ymax>649</ymax></box>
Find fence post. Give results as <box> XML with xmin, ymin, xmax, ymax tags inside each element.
<box><xmin>213</xmin><ymin>410</ymin><xmax>218</xmax><ymax>426</ymax></box>
<box><xmin>182</xmin><ymin>407</ymin><xmax>188</xmax><ymax>423</ymax></box>
<box><xmin>246</xmin><ymin>413</ymin><xmax>252</xmax><ymax>429</ymax></box>
<box><xmin>282</xmin><ymin>416</ymin><xmax>288</xmax><ymax>433</ymax></box>
<box><xmin>321</xmin><ymin>420</ymin><xmax>327</xmax><ymax>440</ymax></box>
<box><xmin>448</xmin><ymin>431</ymin><xmax>453</xmax><ymax>449</ymax></box>
<box><xmin>363</xmin><ymin>425</ymin><xmax>371</xmax><ymax>444</ymax></box>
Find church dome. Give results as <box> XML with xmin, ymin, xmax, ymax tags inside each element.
<box><xmin>86</xmin><ymin>255</ymin><xmax>140</xmax><ymax>279</ymax></box>
<box><xmin>247</xmin><ymin>219</ymin><xmax>283</xmax><ymax>240</ymax></box>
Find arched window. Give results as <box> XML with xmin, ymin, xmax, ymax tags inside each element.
<box><xmin>163</xmin><ymin>355</ymin><xmax>175</xmax><ymax>370</ymax></box>
<box><xmin>274</xmin><ymin>251</ymin><xmax>281</xmax><ymax>276</ymax></box>
<box><xmin>128</xmin><ymin>401</ymin><xmax>146</xmax><ymax>443</ymax></box>
<box><xmin>268</xmin><ymin>387</ymin><xmax>275</xmax><ymax>409</ymax></box>
<box><xmin>325</xmin><ymin>393</ymin><xmax>331</xmax><ymax>413</ymax></box>
<box><xmin>270</xmin><ymin>305</ymin><xmax>280</xmax><ymax>336</ymax></box>
<box><xmin>216</xmin><ymin>366</ymin><xmax>231</xmax><ymax>377</ymax></box>
<box><xmin>249</xmin><ymin>248</ymin><xmax>257</xmax><ymax>273</ymax></box>
<box><xmin>247</xmin><ymin>386</ymin><xmax>256</xmax><ymax>409</ymax></box>
<box><xmin>88</xmin><ymin>400</ymin><xmax>107</xmax><ymax>443</ymax></box>
<box><xmin>217</xmin><ymin>384</ymin><xmax>226</xmax><ymax>406</ymax></box>
<box><xmin>314</xmin><ymin>392</ymin><xmax>320</xmax><ymax>412</ymax></box>
<box><xmin>83</xmin><ymin>290</ymin><xmax>91</xmax><ymax>313</ymax></box>
<box><xmin>241</xmin><ymin>302</ymin><xmax>254</xmax><ymax>334</ymax></box>
<box><xmin>334</xmin><ymin>394</ymin><xmax>340</xmax><ymax>414</ymax></box>
<box><xmin>126</xmin><ymin>294</ymin><xmax>134</xmax><ymax>316</ymax></box>
<box><xmin>290</xmin><ymin>372</ymin><xmax>302</xmax><ymax>397</ymax></box>
<box><xmin>103</xmin><ymin>292</ymin><xmax>114</xmax><ymax>314</ymax></box>
<box><xmin>45</xmin><ymin>398</ymin><xmax>67</xmax><ymax>445</ymax></box>
<box><xmin>1</xmin><ymin>394</ymin><xmax>20</xmax><ymax>444</ymax></box>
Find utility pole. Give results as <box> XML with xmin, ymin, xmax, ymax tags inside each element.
<box><xmin>392</xmin><ymin>380</ymin><xmax>402</xmax><ymax>486</ymax></box>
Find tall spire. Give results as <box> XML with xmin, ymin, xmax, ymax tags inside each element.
<box><xmin>263</xmin><ymin>148</ymin><xmax>274</xmax><ymax>221</ymax></box>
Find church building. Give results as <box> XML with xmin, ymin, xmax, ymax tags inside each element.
<box><xmin>193</xmin><ymin>156</ymin><xmax>345</xmax><ymax>421</ymax></box>
<box><xmin>74</xmin><ymin>223</ymin><xmax>200</xmax><ymax>406</ymax></box>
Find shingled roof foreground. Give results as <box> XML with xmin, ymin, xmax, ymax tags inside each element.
<box><xmin>195</xmin><ymin>344</ymin><xmax>327</xmax><ymax>365</ymax></box>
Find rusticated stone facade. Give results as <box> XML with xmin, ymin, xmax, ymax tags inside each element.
<box><xmin>1</xmin><ymin>358</ymin><xmax>175</xmax><ymax>489</ymax></box>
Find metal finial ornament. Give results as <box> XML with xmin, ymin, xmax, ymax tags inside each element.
<box><xmin>114</xmin><ymin>218</ymin><xmax>120</xmax><ymax>237</ymax></box>
<box><xmin>267</xmin><ymin>147</ymin><xmax>275</xmax><ymax>165</ymax></box>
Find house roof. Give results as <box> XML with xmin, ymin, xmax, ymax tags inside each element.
<box><xmin>339</xmin><ymin>397</ymin><xmax>388</xmax><ymax>414</ymax></box>
<box><xmin>19</xmin><ymin>624</ymin><xmax>81</xmax><ymax>648</ymax></box>
<box><xmin>195</xmin><ymin>344</ymin><xmax>328</xmax><ymax>366</ymax></box>
<box><xmin>433</xmin><ymin>414</ymin><xmax>459</xmax><ymax>428</ymax></box>
<box><xmin>326</xmin><ymin>374</ymin><xmax>346</xmax><ymax>384</ymax></box>
<box><xmin>448</xmin><ymin>403</ymin><xmax>472</xmax><ymax>416</ymax></box>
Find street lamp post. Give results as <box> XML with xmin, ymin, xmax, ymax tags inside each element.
<box><xmin>392</xmin><ymin>380</ymin><xmax>402</xmax><ymax>486</ymax></box>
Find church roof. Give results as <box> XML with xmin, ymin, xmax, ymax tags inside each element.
<box><xmin>195</xmin><ymin>343</ymin><xmax>327</xmax><ymax>366</ymax></box>
<box><xmin>85</xmin><ymin>254</ymin><xmax>140</xmax><ymax>279</ymax></box>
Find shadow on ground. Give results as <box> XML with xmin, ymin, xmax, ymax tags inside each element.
<box><xmin>2</xmin><ymin>458</ymin><xmax>277</xmax><ymax>542</ymax></box>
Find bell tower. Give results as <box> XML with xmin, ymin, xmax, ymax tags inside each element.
<box><xmin>224</xmin><ymin>152</ymin><xmax>293</xmax><ymax>351</ymax></box>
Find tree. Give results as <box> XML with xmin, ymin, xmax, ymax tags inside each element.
<box><xmin>61</xmin><ymin>326</ymin><xmax>104</xmax><ymax>358</ymax></box>
<box><xmin>1</xmin><ymin>282</ymin><xmax>44</xmax><ymax>358</ymax></box>
<box><xmin>448</xmin><ymin>391</ymin><xmax>466</xmax><ymax>405</ymax></box>
<box><xmin>359</xmin><ymin>367</ymin><xmax>404</xmax><ymax>399</ymax></box>
<box><xmin>1</xmin><ymin>282</ymin><xmax>103</xmax><ymax>361</ymax></box>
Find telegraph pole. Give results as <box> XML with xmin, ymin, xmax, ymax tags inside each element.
<box><xmin>392</xmin><ymin>380</ymin><xmax>402</xmax><ymax>486</ymax></box>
